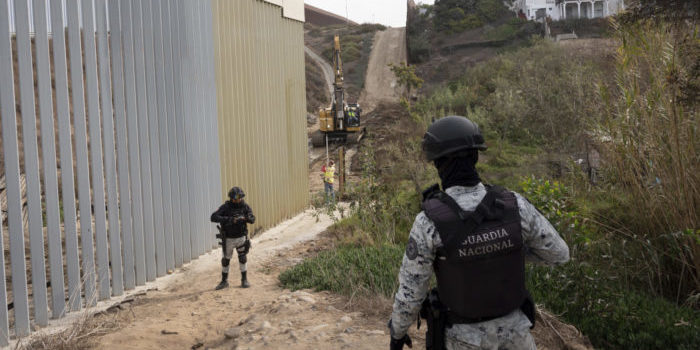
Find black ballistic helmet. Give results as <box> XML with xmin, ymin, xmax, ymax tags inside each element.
<box><xmin>422</xmin><ymin>116</ymin><xmax>487</xmax><ymax>161</ymax></box>
<box><xmin>228</xmin><ymin>187</ymin><xmax>245</xmax><ymax>200</ymax></box>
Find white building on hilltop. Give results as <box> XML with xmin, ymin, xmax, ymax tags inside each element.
<box><xmin>515</xmin><ymin>0</ymin><xmax>625</xmax><ymax>21</ymax></box>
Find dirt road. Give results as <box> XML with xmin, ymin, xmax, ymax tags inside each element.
<box><xmin>305</xmin><ymin>46</ymin><xmax>334</xmax><ymax>98</ymax></box>
<box><xmin>359</xmin><ymin>27</ymin><xmax>407</xmax><ymax>111</ymax></box>
<box><xmin>90</xmin><ymin>209</ymin><xmax>405</xmax><ymax>350</ymax></box>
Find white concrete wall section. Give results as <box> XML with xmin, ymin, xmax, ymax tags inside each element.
<box><xmin>262</xmin><ymin>0</ymin><xmax>305</xmax><ymax>22</ymax></box>
<box><xmin>282</xmin><ymin>0</ymin><xmax>305</xmax><ymax>22</ymax></box>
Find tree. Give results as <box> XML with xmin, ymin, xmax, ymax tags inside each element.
<box><xmin>388</xmin><ymin>62</ymin><xmax>424</xmax><ymax>107</ymax></box>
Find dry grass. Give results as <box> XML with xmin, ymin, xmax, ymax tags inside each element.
<box><xmin>18</xmin><ymin>302</ymin><xmax>129</xmax><ymax>350</ymax></box>
<box><xmin>597</xmin><ymin>20</ymin><xmax>700</xmax><ymax>296</ymax></box>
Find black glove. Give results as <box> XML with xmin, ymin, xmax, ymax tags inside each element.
<box><xmin>390</xmin><ymin>334</ymin><xmax>412</xmax><ymax>350</ymax></box>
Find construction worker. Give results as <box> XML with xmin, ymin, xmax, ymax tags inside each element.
<box><xmin>348</xmin><ymin>107</ymin><xmax>359</xmax><ymax>126</ymax></box>
<box><xmin>388</xmin><ymin>116</ymin><xmax>570</xmax><ymax>350</ymax></box>
<box><xmin>210</xmin><ymin>187</ymin><xmax>255</xmax><ymax>290</ymax></box>
<box><xmin>323</xmin><ymin>160</ymin><xmax>336</xmax><ymax>203</ymax></box>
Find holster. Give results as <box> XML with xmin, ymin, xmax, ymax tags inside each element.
<box><xmin>419</xmin><ymin>288</ymin><xmax>448</xmax><ymax>350</ymax></box>
<box><xmin>242</xmin><ymin>238</ymin><xmax>251</xmax><ymax>254</ymax></box>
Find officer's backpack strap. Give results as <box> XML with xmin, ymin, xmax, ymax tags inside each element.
<box><xmin>422</xmin><ymin>184</ymin><xmax>506</xmax><ymax>249</ymax></box>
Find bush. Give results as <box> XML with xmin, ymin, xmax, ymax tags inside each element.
<box><xmin>549</xmin><ymin>18</ymin><xmax>611</xmax><ymax>37</ymax></box>
<box><xmin>412</xmin><ymin>39</ymin><xmax>605</xmax><ymax>151</ymax></box>
<box><xmin>433</xmin><ymin>0</ymin><xmax>508</xmax><ymax>33</ymax></box>
<box><xmin>518</xmin><ymin>176</ymin><xmax>592</xmax><ymax>244</ymax></box>
<box><xmin>279</xmin><ymin>244</ymin><xmax>404</xmax><ymax>298</ymax></box>
<box><xmin>528</xmin><ymin>262</ymin><xmax>700</xmax><ymax>350</ymax></box>
<box><xmin>407</xmin><ymin>4</ymin><xmax>433</xmax><ymax>63</ymax></box>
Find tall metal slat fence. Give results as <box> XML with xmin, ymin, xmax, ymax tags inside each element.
<box><xmin>0</xmin><ymin>0</ymin><xmax>223</xmax><ymax>344</ymax></box>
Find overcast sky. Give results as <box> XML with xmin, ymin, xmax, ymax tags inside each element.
<box><xmin>305</xmin><ymin>0</ymin><xmax>435</xmax><ymax>27</ymax></box>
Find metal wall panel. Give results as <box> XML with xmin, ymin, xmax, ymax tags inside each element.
<box><xmin>14</xmin><ymin>0</ymin><xmax>49</xmax><ymax>326</ymax></box>
<box><xmin>0</xmin><ymin>0</ymin><xmax>30</xmax><ymax>338</ymax></box>
<box><xmin>212</xmin><ymin>0</ymin><xmax>309</xmax><ymax>232</ymax></box>
<box><xmin>162</xmin><ymin>0</ymin><xmax>185</xmax><ymax>267</ymax></box>
<box><xmin>81</xmin><ymin>0</ymin><xmax>111</xmax><ymax>302</ymax></box>
<box><xmin>97</xmin><ymin>0</ymin><xmax>124</xmax><ymax>297</ymax></box>
<box><xmin>67</xmin><ymin>0</ymin><xmax>97</xmax><ymax>307</ymax></box>
<box><xmin>141</xmin><ymin>0</ymin><xmax>167</xmax><ymax>278</ymax></box>
<box><xmin>0</xmin><ymin>0</ymin><xmax>300</xmax><ymax>341</ymax></box>
<box><xmin>121</xmin><ymin>0</ymin><xmax>148</xmax><ymax>286</ymax></box>
<box><xmin>131</xmin><ymin>0</ymin><xmax>157</xmax><ymax>282</ymax></box>
<box><xmin>33</xmin><ymin>0</ymin><xmax>65</xmax><ymax>320</ymax></box>
<box><xmin>152</xmin><ymin>0</ymin><xmax>176</xmax><ymax>271</ymax></box>
<box><xmin>49</xmin><ymin>0</ymin><xmax>82</xmax><ymax>313</ymax></box>
<box><xmin>109</xmin><ymin>0</ymin><xmax>137</xmax><ymax>292</ymax></box>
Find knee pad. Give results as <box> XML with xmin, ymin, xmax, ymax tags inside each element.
<box><xmin>221</xmin><ymin>257</ymin><xmax>230</xmax><ymax>267</ymax></box>
<box><xmin>237</xmin><ymin>252</ymin><xmax>247</xmax><ymax>264</ymax></box>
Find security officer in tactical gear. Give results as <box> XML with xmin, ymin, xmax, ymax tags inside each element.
<box><xmin>210</xmin><ymin>186</ymin><xmax>256</xmax><ymax>290</ymax></box>
<box><xmin>388</xmin><ymin>116</ymin><xmax>570</xmax><ymax>350</ymax></box>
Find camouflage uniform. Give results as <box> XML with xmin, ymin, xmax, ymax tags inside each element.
<box><xmin>390</xmin><ymin>183</ymin><xmax>570</xmax><ymax>349</ymax></box>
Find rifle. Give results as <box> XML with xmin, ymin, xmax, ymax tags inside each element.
<box><xmin>419</xmin><ymin>288</ymin><xmax>447</xmax><ymax>350</ymax></box>
<box><xmin>215</xmin><ymin>225</ymin><xmax>224</xmax><ymax>245</ymax></box>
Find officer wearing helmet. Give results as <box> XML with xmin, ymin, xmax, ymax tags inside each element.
<box><xmin>388</xmin><ymin>116</ymin><xmax>570</xmax><ymax>350</ymax></box>
<box><xmin>210</xmin><ymin>187</ymin><xmax>256</xmax><ymax>290</ymax></box>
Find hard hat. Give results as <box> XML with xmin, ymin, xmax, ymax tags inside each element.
<box><xmin>422</xmin><ymin>116</ymin><xmax>487</xmax><ymax>161</ymax></box>
<box><xmin>228</xmin><ymin>187</ymin><xmax>245</xmax><ymax>200</ymax></box>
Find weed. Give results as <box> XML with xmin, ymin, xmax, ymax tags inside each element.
<box><xmin>279</xmin><ymin>244</ymin><xmax>404</xmax><ymax>299</ymax></box>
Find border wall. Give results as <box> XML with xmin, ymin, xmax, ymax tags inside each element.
<box><xmin>212</xmin><ymin>0</ymin><xmax>309</xmax><ymax>230</ymax></box>
<box><xmin>0</xmin><ymin>0</ymin><xmax>307</xmax><ymax>344</ymax></box>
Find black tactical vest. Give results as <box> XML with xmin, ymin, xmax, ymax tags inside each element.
<box><xmin>422</xmin><ymin>185</ymin><xmax>528</xmax><ymax>322</ymax></box>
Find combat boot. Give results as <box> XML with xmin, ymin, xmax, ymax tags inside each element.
<box><xmin>215</xmin><ymin>272</ymin><xmax>229</xmax><ymax>290</ymax></box>
<box><xmin>241</xmin><ymin>271</ymin><xmax>250</xmax><ymax>288</ymax></box>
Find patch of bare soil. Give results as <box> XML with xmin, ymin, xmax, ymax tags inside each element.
<box><xmin>68</xmin><ymin>212</ymin><xmax>408</xmax><ymax>350</ymax></box>
<box><xmin>305</xmin><ymin>51</ymin><xmax>330</xmax><ymax>114</ymax></box>
<box><xmin>359</xmin><ymin>28</ymin><xmax>408</xmax><ymax>111</ymax></box>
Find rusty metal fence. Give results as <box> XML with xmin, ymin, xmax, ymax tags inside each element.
<box><xmin>0</xmin><ymin>0</ymin><xmax>233</xmax><ymax>344</ymax></box>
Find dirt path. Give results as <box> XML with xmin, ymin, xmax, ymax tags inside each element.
<box><xmin>81</xmin><ymin>208</ymin><xmax>590</xmax><ymax>350</ymax></box>
<box><xmin>305</xmin><ymin>46</ymin><xmax>334</xmax><ymax>98</ymax></box>
<box><xmin>89</xmin><ymin>209</ymin><xmax>406</xmax><ymax>350</ymax></box>
<box><xmin>359</xmin><ymin>27</ymin><xmax>407</xmax><ymax>111</ymax></box>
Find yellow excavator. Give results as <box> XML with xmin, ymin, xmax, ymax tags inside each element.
<box><xmin>311</xmin><ymin>35</ymin><xmax>362</xmax><ymax>147</ymax></box>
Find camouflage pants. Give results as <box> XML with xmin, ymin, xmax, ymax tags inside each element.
<box><xmin>445</xmin><ymin>331</ymin><xmax>536</xmax><ymax>350</ymax></box>
<box><xmin>222</xmin><ymin>236</ymin><xmax>248</xmax><ymax>274</ymax></box>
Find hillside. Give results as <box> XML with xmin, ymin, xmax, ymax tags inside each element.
<box><xmin>303</xmin><ymin>22</ymin><xmax>386</xmax><ymax>109</ymax></box>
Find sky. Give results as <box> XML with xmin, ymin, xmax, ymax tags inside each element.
<box><xmin>305</xmin><ymin>0</ymin><xmax>435</xmax><ymax>28</ymax></box>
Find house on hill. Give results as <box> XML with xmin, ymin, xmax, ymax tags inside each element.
<box><xmin>515</xmin><ymin>0</ymin><xmax>625</xmax><ymax>21</ymax></box>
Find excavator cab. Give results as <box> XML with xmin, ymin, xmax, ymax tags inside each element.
<box><xmin>346</xmin><ymin>103</ymin><xmax>361</xmax><ymax>128</ymax></box>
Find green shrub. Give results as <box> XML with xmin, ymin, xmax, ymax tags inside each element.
<box><xmin>279</xmin><ymin>244</ymin><xmax>404</xmax><ymax>298</ymax></box>
<box><xmin>343</xmin><ymin>44</ymin><xmax>362</xmax><ymax>63</ymax></box>
<box><xmin>407</xmin><ymin>4</ymin><xmax>433</xmax><ymax>63</ymax></box>
<box><xmin>475</xmin><ymin>0</ymin><xmax>507</xmax><ymax>23</ymax></box>
<box><xmin>413</xmin><ymin>39</ymin><xmax>605</xmax><ymax>151</ymax></box>
<box><xmin>485</xmin><ymin>22</ymin><xmax>519</xmax><ymax>41</ymax></box>
<box><xmin>357</xmin><ymin>23</ymin><xmax>386</xmax><ymax>34</ymax></box>
<box><xmin>549</xmin><ymin>18</ymin><xmax>611</xmax><ymax>37</ymax></box>
<box><xmin>527</xmin><ymin>263</ymin><xmax>700</xmax><ymax>350</ymax></box>
<box><xmin>433</xmin><ymin>0</ymin><xmax>508</xmax><ymax>33</ymax></box>
<box><xmin>518</xmin><ymin>176</ymin><xmax>592</xmax><ymax>244</ymax></box>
